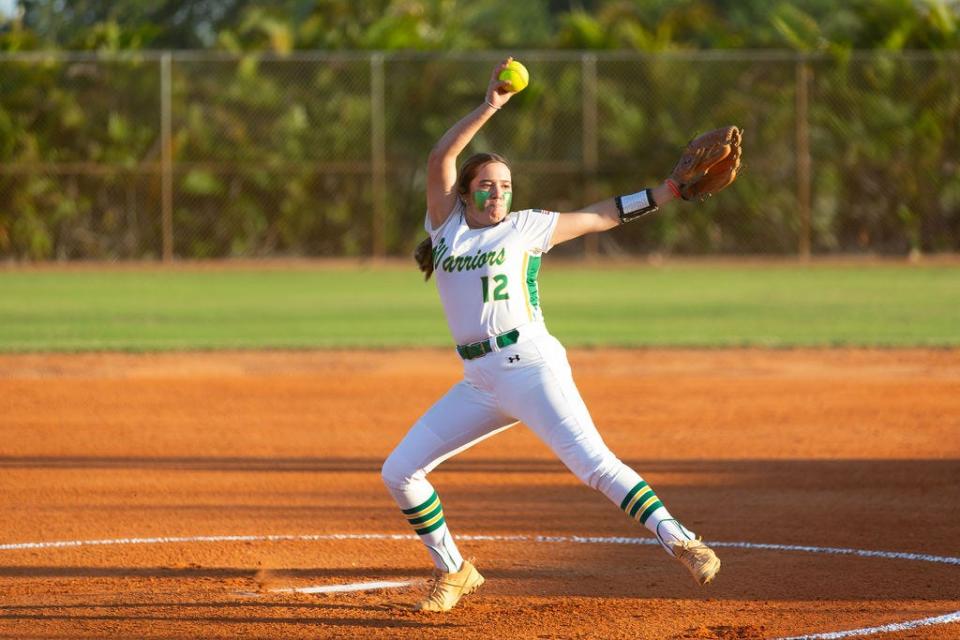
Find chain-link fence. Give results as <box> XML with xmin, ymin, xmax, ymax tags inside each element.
<box><xmin>1</xmin><ymin>50</ymin><xmax>958</xmax><ymax>261</ymax></box>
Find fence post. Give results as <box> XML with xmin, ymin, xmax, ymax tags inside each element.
<box><xmin>160</xmin><ymin>52</ymin><xmax>174</xmax><ymax>262</ymax></box>
<box><xmin>796</xmin><ymin>58</ymin><xmax>812</xmax><ymax>261</ymax></box>
<box><xmin>370</xmin><ymin>53</ymin><xmax>386</xmax><ymax>259</ymax></box>
<box><xmin>582</xmin><ymin>53</ymin><xmax>599</xmax><ymax>259</ymax></box>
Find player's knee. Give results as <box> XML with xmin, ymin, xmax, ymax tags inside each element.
<box><xmin>380</xmin><ymin>455</ymin><xmax>402</xmax><ymax>489</ymax></box>
<box><xmin>381</xmin><ymin>452</ymin><xmax>418</xmax><ymax>490</ymax></box>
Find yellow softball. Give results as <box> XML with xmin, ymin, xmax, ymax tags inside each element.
<box><xmin>498</xmin><ymin>60</ymin><xmax>529</xmax><ymax>93</ymax></box>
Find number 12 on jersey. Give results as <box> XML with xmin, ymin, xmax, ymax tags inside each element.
<box><xmin>481</xmin><ymin>274</ymin><xmax>509</xmax><ymax>302</ymax></box>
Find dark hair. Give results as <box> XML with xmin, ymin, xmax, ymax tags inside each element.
<box><xmin>456</xmin><ymin>152</ymin><xmax>510</xmax><ymax>197</ymax></box>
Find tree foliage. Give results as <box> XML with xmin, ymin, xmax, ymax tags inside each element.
<box><xmin>7</xmin><ymin>0</ymin><xmax>960</xmax><ymax>52</ymax></box>
<box><xmin>1</xmin><ymin>1</ymin><xmax>958</xmax><ymax>259</ymax></box>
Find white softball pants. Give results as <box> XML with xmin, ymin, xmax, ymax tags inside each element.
<box><xmin>383</xmin><ymin>322</ymin><xmax>641</xmax><ymax>501</ymax></box>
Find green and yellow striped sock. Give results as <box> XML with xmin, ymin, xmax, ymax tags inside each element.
<box><xmin>620</xmin><ymin>480</ymin><xmax>695</xmax><ymax>550</ymax></box>
<box><xmin>402</xmin><ymin>490</ymin><xmax>446</xmax><ymax>536</ymax></box>
<box><xmin>620</xmin><ymin>480</ymin><xmax>664</xmax><ymax>527</ymax></box>
<box><xmin>399</xmin><ymin>489</ymin><xmax>463</xmax><ymax>573</ymax></box>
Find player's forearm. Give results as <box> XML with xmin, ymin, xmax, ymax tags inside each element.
<box><xmin>551</xmin><ymin>182</ymin><xmax>678</xmax><ymax>246</ymax></box>
<box><xmin>428</xmin><ymin>101</ymin><xmax>500</xmax><ymax>166</ymax></box>
<box><xmin>587</xmin><ymin>182</ymin><xmax>678</xmax><ymax>232</ymax></box>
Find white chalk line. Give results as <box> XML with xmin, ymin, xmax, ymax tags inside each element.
<box><xmin>232</xmin><ymin>580</ymin><xmax>415</xmax><ymax>599</ymax></box>
<box><xmin>1</xmin><ymin>532</ymin><xmax>957</xmax><ymax>639</ymax></box>
<box><xmin>777</xmin><ymin>610</ymin><xmax>960</xmax><ymax>640</ymax></box>
<box><xmin>2</xmin><ymin>533</ymin><xmax>958</xmax><ymax>566</ymax></box>
<box><xmin>270</xmin><ymin>580</ymin><xmax>413</xmax><ymax>595</ymax></box>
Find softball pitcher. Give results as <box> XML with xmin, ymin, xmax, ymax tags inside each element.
<box><xmin>381</xmin><ymin>57</ymin><xmax>742</xmax><ymax>612</ymax></box>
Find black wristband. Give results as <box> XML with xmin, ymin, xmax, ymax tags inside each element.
<box><xmin>615</xmin><ymin>189</ymin><xmax>659</xmax><ymax>224</ymax></box>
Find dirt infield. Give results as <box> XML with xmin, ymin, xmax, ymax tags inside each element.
<box><xmin>1</xmin><ymin>349</ymin><xmax>958</xmax><ymax>639</ymax></box>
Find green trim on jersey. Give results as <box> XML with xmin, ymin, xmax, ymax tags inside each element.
<box><xmin>525</xmin><ymin>255</ymin><xmax>542</xmax><ymax>309</ymax></box>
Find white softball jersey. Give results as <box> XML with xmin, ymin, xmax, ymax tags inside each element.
<box><xmin>425</xmin><ymin>200</ymin><xmax>559</xmax><ymax>346</ymax></box>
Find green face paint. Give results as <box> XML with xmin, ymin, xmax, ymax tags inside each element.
<box><xmin>473</xmin><ymin>190</ymin><xmax>512</xmax><ymax>213</ymax></box>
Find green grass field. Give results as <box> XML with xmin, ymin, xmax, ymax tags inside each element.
<box><xmin>1</xmin><ymin>263</ymin><xmax>958</xmax><ymax>351</ymax></box>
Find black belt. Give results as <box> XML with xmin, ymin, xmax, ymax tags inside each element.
<box><xmin>456</xmin><ymin>328</ymin><xmax>520</xmax><ymax>360</ymax></box>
